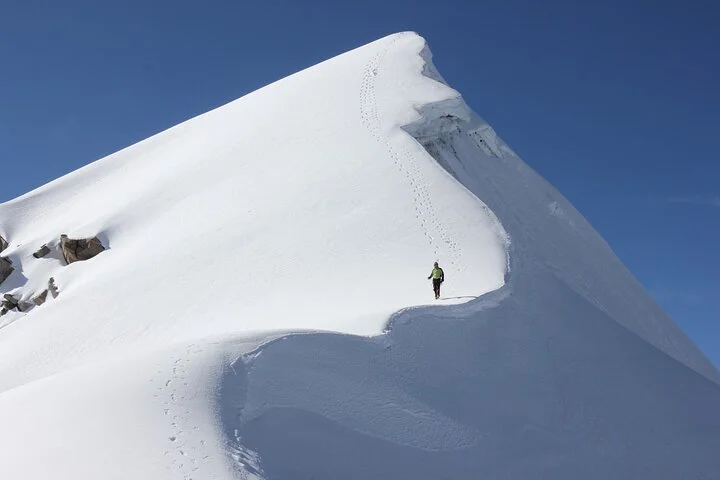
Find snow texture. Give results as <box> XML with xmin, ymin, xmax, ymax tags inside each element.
<box><xmin>0</xmin><ymin>32</ymin><xmax>718</xmax><ymax>479</ymax></box>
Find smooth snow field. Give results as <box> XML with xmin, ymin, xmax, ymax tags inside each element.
<box><xmin>0</xmin><ymin>32</ymin><xmax>718</xmax><ymax>479</ymax></box>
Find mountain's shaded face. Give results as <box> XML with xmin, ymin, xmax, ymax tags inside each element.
<box><xmin>0</xmin><ymin>32</ymin><xmax>717</xmax><ymax>480</ymax></box>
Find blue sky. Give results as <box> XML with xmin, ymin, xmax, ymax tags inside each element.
<box><xmin>1</xmin><ymin>0</ymin><xmax>718</xmax><ymax>366</ymax></box>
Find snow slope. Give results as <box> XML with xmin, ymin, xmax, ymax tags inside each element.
<box><xmin>0</xmin><ymin>32</ymin><xmax>718</xmax><ymax>479</ymax></box>
<box><xmin>0</xmin><ymin>32</ymin><xmax>507</xmax><ymax>387</ymax></box>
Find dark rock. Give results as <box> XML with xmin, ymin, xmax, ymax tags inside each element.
<box><xmin>2</xmin><ymin>294</ymin><xmax>28</xmax><ymax>312</ymax></box>
<box><xmin>0</xmin><ymin>307</ymin><xmax>6</xmax><ymax>317</ymax></box>
<box><xmin>33</xmin><ymin>245</ymin><xmax>51</xmax><ymax>259</ymax></box>
<box><xmin>48</xmin><ymin>277</ymin><xmax>59</xmax><ymax>299</ymax></box>
<box><xmin>33</xmin><ymin>290</ymin><xmax>49</xmax><ymax>306</ymax></box>
<box><xmin>0</xmin><ymin>256</ymin><xmax>13</xmax><ymax>286</ymax></box>
<box><xmin>0</xmin><ymin>235</ymin><xmax>7</xmax><ymax>253</ymax></box>
<box><xmin>60</xmin><ymin>234</ymin><xmax>105</xmax><ymax>265</ymax></box>
<box><xmin>1</xmin><ymin>294</ymin><xmax>18</xmax><ymax>311</ymax></box>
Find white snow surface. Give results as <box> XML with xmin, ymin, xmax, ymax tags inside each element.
<box><xmin>1</xmin><ymin>32</ymin><xmax>719</xmax><ymax>479</ymax></box>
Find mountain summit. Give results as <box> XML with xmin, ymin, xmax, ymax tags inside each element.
<box><xmin>0</xmin><ymin>32</ymin><xmax>718</xmax><ymax>479</ymax></box>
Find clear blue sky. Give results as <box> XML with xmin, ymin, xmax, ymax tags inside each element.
<box><xmin>1</xmin><ymin>0</ymin><xmax>718</xmax><ymax>366</ymax></box>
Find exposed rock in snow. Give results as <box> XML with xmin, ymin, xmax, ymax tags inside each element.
<box><xmin>32</xmin><ymin>245</ymin><xmax>51</xmax><ymax>259</ymax></box>
<box><xmin>0</xmin><ymin>257</ymin><xmax>13</xmax><ymax>287</ymax></box>
<box><xmin>0</xmin><ymin>235</ymin><xmax>7</xmax><ymax>252</ymax></box>
<box><xmin>1</xmin><ymin>294</ymin><xmax>19</xmax><ymax>312</ymax></box>
<box><xmin>32</xmin><ymin>278</ymin><xmax>60</xmax><ymax>307</ymax></box>
<box><xmin>59</xmin><ymin>235</ymin><xmax>105</xmax><ymax>265</ymax></box>
<box><xmin>48</xmin><ymin>277</ymin><xmax>59</xmax><ymax>299</ymax></box>
<box><xmin>33</xmin><ymin>290</ymin><xmax>49</xmax><ymax>306</ymax></box>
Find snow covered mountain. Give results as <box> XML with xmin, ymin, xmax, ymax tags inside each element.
<box><xmin>0</xmin><ymin>32</ymin><xmax>718</xmax><ymax>479</ymax></box>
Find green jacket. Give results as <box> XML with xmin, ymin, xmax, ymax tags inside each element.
<box><xmin>429</xmin><ymin>267</ymin><xmax>444</xmax><ymax>281</ymax></box>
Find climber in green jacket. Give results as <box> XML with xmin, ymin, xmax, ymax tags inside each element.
<box><xmin>428</xmin><ymin>262</ymin><xmax>444</xmax><ymax>299</ymax></box>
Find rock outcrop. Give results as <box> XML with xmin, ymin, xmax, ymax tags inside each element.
<box><xmin>1</xmin><ymin>294</ymin><xmax>21</xmax><ymax>313</ymax></box>
<box><xmin>48</xmin><ymin>277</ymin><xmax>59</xmax><ymax>299</ymax></box>
<box><xmin>33</xmin><ymin>290</ymin><xmax>49</xmax><ymax>306</ymax></box>
<box><xmin>0</xmin><ymin>257</ymin><xmax>13</xmax><ymax>287</ymax></box>
<box><xmin>60</xmin><ymin>235</ymin><xmax>105</xmax><ymax>265</ymax></box>
<box><xmin>33</xmin><ymin>278</ymin><xmax>59</xmax><ymax>307</ymax></box>
<box><xmin>33</xmin><ymin>245</ymin><xmax>51</xmax><ymax>259</ymax></box>
<box><xmin>0</xmin><ymin>235</ymin><xmax>12</xmax><ymax>287</ymax></box>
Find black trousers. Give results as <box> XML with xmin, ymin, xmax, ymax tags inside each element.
<box><xmin>432</xmin><ymin>279</ymin><xmax>442</xmax><ymax>295</ymax></box>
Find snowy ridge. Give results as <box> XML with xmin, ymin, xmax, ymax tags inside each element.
<box><xmin>402</xmin><ymin>66</ymin><xmax>719</xmax><ymax>383</ymax></box>
<box><xmin>405</xmin><ymin>40</ymin><xmax>717</xmax><ymax>383</ymax></box>
<box><xmin>0</xmin><ymin>32</ymin><xmax>718</xmax><ymax>479</ymax></box>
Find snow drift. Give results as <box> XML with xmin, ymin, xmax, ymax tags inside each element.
<box><xmin>0</xmin><ymin>32</ymin><xmax>718</xmax><ymax>479</ymax></box>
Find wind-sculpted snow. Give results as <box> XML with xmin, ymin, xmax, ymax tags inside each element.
<box><xmin>221</xmin><ymin>276</ymin><xmax>720</xmax><ymax>479</ymax></box>
<box><xmin>0</xmin><ymin>32</ymin><xmax>718</xmax><ymax>479</ymax></box>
